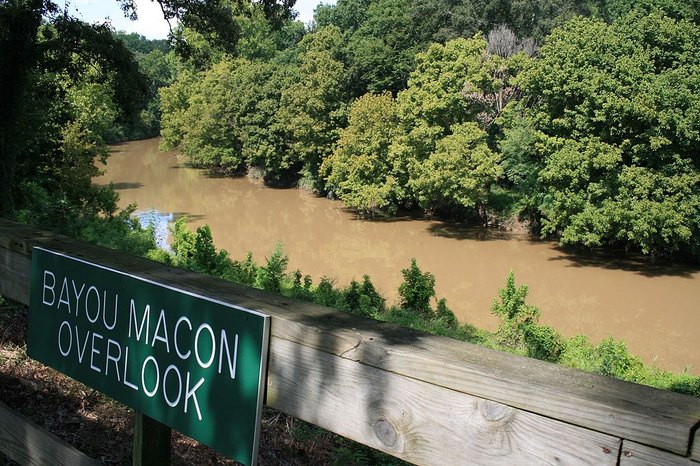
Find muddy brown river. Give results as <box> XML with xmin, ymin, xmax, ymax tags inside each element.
<box><xmin>95</xmin><ymin>138</ymin><xmax>700</xmax><ymax>374</ymax></box>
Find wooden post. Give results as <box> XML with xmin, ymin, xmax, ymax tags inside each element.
<box><xmin>133</xmin><ymin>412</ymin><xmax>170</xmax><ymax>466</ymax></box>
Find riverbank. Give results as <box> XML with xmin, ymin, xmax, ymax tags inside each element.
<box><xmin>95</xmin><ymin>138</ymin><xmax>700</xmax><ymax>374</ymax></box>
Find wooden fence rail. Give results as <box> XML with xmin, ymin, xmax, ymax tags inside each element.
<box><xmin>1</xmin><ymin>218</ymin><xmax>699</xmax><ymax>465</ymax></box>
<box><xmin>0</xmin><ymin>401</ymin><xmax>100</xmax><ymax>466</ymax></box>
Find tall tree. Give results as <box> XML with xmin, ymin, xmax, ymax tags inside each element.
<box><xmin>321</xmin><ymin>92</ymin><xmax>404</xmax><ymax>214</ymax></box>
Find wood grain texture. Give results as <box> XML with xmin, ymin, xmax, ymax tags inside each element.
<box><xmin>267</xmin><ymin>337</ymin><xmax>620</xmax><ymax>465</ymax></box>
<box><xmin>1</xmin><ymin>218</ymin><xmax>699</xmax><ymax>457</ymax></box>
<box><xmin>620</xmin><ymin>440</ymin><xmax>697</xmax><ymax>466</ymax></box>
<box><xmin>0</xmin><ymin>401</ymin><xmax>100</xmax><ymax>466</ymax></box>
<box><xmin>692</xmin><ymin>428</ymin><xmax>699</xmax><ymax>462</ymax></box>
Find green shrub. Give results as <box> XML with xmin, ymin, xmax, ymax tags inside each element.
<box><xmin>314</xmin><ymin>277</ymin><xmax>342</xmax><ymax>307</ymax></box>
<box><xmin>435</xmin><ymin>298</ymin><xmax>458</xmax><ymax>328</ymax></box>
<box><xmin>341</xmin><ymin>275</ymin><xmax>385</xmax><ymax>317</ymax></box>
<box><xmin>398</xmin><ymin>259</ymin><xmax>436</xmax><ymax>316</ymax></box>
<box><xmin>256</xmin><ymin>243</ymin><xmax>289</xmax><ymax>293</ymax></box>
<box><xmin>491</xmin><ymin>271</ymin><xmax>540</xmax><ymax>351</ymax></box>
<box><xmin>523</xmin><ymin>324</ymin><xmax>563</xmax><ymax>363</ymax></box>
<box><xmin>289</xmin><ymin>270</ymin><xmax>314</xmax><ymax>301</ymax></box>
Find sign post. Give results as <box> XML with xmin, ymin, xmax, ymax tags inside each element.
<box><xmin>27</xmin><ymin>247</ymin><xmax>270</xmax><ymax>466</ymax></box>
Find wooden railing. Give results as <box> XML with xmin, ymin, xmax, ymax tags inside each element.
<box><xmin>1</xmin><ymin>218</ymin><xmax>699</xmax><ymax>465</ymax></box>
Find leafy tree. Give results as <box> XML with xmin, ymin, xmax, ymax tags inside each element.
<box><xmin>179</xmin><ymin>58</ymin><xmax>248</xmax><ymax>172</ymax></box>
<box><xmin>389</xmin><ymin>36</ymin><xmax>488</xmax><ymax>188</ymax></box>
<box><xmin>344</xmin><ymin>0</ymin><xmax>420</xmax><ymax>94</ymax></box>
<box><xmin>601</xmin><ymin>0</ymin><xmax>700</xmax><ymax>23</ymax></box>
<box><xmin>114</xmin><ymin>31</ymin><xmax>170</xmax><ymax>55</ymax></box>
<box><xmin>409</xmin><ymin>122</ymin><xmax>502</xmax><ymax>216</ymax></box>
<box><xmin>515</xmin><ymin>12</ymin><xmax>700</xmax><ymax>257</ymax></box>
<box><xmin>119</xmin><ymin>0</ymin><xmax>297</xmax><ymax>56</ymax></box>
<box><xmin>396</xmin><ymin>36</ymin><xmax>486</xmax><ymax>138</ymax></box>
<box><xmin>235</xmin><ymin>4</ymin><xmax>304</xmax><ymax>60</ymax></box>
<box><xmin>243</xmin><ymin>62</ymin><xmax>299</xmax><ymax>183</ymax></box>
<box><xmin>276</xmin><ymin>25</ymin><xmax>349</xmax><ymax>185</ymax></box>
<box><xmin>463</xmin><ymin>25</ymin><xmax>533</xmax><ymax>131</ymax></box>
<box><xmin>313</xmin><ymin>0</ymin><xmax>370</xmax><ymax>32</ymax></box>
<box><xmin>321</xmin><ymin>92</ymin><xmax>405</xmax><ymax>213</ymax></box>
<box><xmin>0</xmin><ymin>3</ymin><xmax>148</xmax><ymax>218</ymax></box>
<box><xmin>158</xmin><ymin>66</ymin><xmax>197</xmax><ymax>151</ymax></box>
<box><xmin>412</xmin><ymin>0</ymin><xmax>482</xmax><ymax>43</ymax></box>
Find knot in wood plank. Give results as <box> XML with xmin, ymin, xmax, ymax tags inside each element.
<box><xmin>478</xmin><ymin>399</ymin><xmax>515</xmax><ymax>425</ymax></box>
<box><xmin>373</xmin><ymin>419</ymin><xmax>398</xmax><ymax>448</ymax></box>
<box><xmin>368</xmin><ymin>399</ymin><xmax>412</xmax><ymax>453</ymax></box>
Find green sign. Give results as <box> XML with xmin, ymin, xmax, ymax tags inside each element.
<box><xmin>28</xmin><ymin>247</ymin><xmax>270</xmax><ymax>466</ymax></box>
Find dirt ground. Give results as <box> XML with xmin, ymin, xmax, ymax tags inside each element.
<box><xmin>0</xmin><ymin>299</ymin><xmax>393</xmax><ymax>466</ymax></box>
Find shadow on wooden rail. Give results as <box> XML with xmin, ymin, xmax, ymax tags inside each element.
<box><xmin>0</xmin><ymin>218</ymin><xmax>699</xmax><ymax>465</ymax></box>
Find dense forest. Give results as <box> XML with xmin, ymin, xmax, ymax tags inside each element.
<box><xmin>1</xmin><ymin>0</ymin><xmax>698</xmax><ymax>259</ymax></box>
<box><xmin>152</xmin><ymin>0</ymin><xmax>700</xmax><ymax>260</ymax></box>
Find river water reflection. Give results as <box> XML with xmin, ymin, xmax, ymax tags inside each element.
<box><xmin>95</xmin><ymin>138</ymin><xmax>700</xmax><ymax>374</ymax></box>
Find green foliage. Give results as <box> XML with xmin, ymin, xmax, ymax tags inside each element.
<box><xmin>322</xmin><ymin>37</ymin><xmax>505</xmax><ymax>216</ymax></box>
<box><xmin>496</xmin><ymin>108</ymin><xmax>540</xmax><ymax>196</ymax></box>
<box><xmin>313</xmin><ymin>277</ymin><xmax>343</xmax><ymax>307</ymax></box>
<box><xmin>516</xmin><ymin>13</ymin><xmax>700</xmax><ymax>257</ymax></box>
<box><xmin>340</xmin><ymin>275</ymin><xmax>385</xmax><ymax>317</ymax></box>
<box><xmin>256</xmin><ymin>243</ymin><xmax>289</xmax><ymax>293</ymax></box>
<box><xmin>491</xmin><ymin>271</ymin><xmax>536</xmax><ymax>321</ymax></box>
<box><xmin>290</xmin><ymin>270</ymin><xmax>314</xmax><ymax>301</ymax></box>
<box><xmin>560</xmin><ymin>336</ymin><xmax>642</xmax><ymax>379</ymax></box>
<box><xmin>170</xmin><ymin>218</ymin><xmax>234</xmax><ymax>276</ymax></box>
<box><xmin>360</xmin><ymin>275</ymin><xmax>385</xmax><ymax>313</ymax></box>
<box><xmin>409</xmin><ymin>122</ymin><xmax>502</xmax><ymax>215</ymax></box>
<box><xmin>396</xmin><ymin>36</ymin><xmax>486</xmax><ymax>138</ymax></box>
<box><xmin>523</xmin><ymin>324</ymin><xmax>564</xmax><ymax>363</ymax></box>
<box><xmin>77</xmin><ymin>204</ymin><xmax>157</xmax><ymax>257</ymax></box>
<box><xmin>170</xmin><ymin>217</ymin><xmax>196</xmax><ymax>259</ymax></box>
<box><xmin>234</xmin><ymin>252</ymin><xmax>259</xmax><ymax>286</ymax></box>
<box><xmin>321</xmin><ymin>92</ymin><xmax>404</xmax><ymax>213</ymax></box>
<box><xmin>180</xmin><ymin>58</ymin><xmax>248</xmax><ymax>172</ymax></box>
<box><xmin>114</xmin><ymin>31</ymin><xmax>170</xmax><ymax>55</ymax></box>
<box><xmin>344</xmin><ymin>0</ymin><xmax>420</xmax><ymax>94</ymax></box>
<box><xmin>276</xmin><ymin>25</ymin><xmax>349</xmax><ymax>185</ymax></box>
<box><xmin>398</xmin><ymin>259</ymin><xmax>436</xmax><ymax>316</ymax></box>
<box><xmin>490</xmin><ymin>271</ymin><xmax>563</xmax><ymax>362</ymax></box>
<box><xmin>435</xmin><ymin>298</ymin><xmax>458</xmax><ymax>328</ymax></box>
<box><xmin>158</xmin><ymin>67</ymin><xmax>197</xmax><ymax>151</ymax></box>
<box><xmin>383</xmin><ymin>305</ymin><xmax>489</xmax><ymax>343</ymax></box>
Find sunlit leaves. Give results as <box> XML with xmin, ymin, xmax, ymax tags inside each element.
<box><xmin>321</xmin><ymin>92</ymin><xmax>404</xmax><ymax>213</ymax></box>
<box><xmin>410</xmin><ymin>122</ymin><xmax>502</xmax><ymax>212</ymax></box>
<box><xmin>517</xmin><ymin>12</ymin><xmax>700</xmax><ymax>256</ymax></box>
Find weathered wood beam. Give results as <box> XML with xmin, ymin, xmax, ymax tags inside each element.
<box><xmin>268</xmin><ymin>337</ymin><xmax>620</xmax><ymax>464</ymax></box>
<box><xmin>0</xmin><ymin>401</ymin><xmax>100</xmax><ymax>466</ymax></box>
<box><xmin>620</xmin><ymin>440</ymin><xmax>698</xmax><ymax>466</ymax></box>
